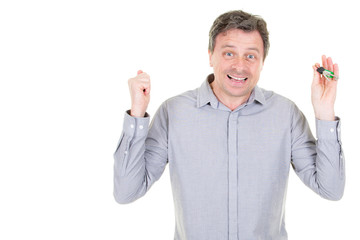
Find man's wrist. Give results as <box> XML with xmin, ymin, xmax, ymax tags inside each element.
<box><xmin>130</xmin><ymin>108</ymin><xmax>147</xmax><ymax>118</ymax></box>
<box><xmin>127</xmin><ymin>109</ymin><xmax>149</xmax><ymax>118</ymax></box>
<box><xmin>315</xmin><ymin>114</ymin><xmax>335</xmax><ymax>121</ymax></box>
<box><xmin>314</xmin><ymin>108</ymin><xmax>335</xmax><ymax>121</ymax></box>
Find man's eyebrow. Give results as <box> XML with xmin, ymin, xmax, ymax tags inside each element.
<box><xmin>247</xmin><ymin>47</ymin><xmax>260</xmax><ymax>53</ymax></box>
<box><xmin>221</xmin><ymin>44</ymin><xmax>236</xmax><ymax>49</ymax></box>
<box><xmin>221</xmin><ymin>45</ymin><xmax>260</xmax><ymax>53</ymax></box>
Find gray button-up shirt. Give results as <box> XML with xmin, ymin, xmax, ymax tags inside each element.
<box><xmin>114</xmin><ymin>74</ymin><xmax>345</xmax><ymax>240</ymax></box>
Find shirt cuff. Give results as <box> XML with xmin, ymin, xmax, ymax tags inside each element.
<box><xmin>123</xmin><ymin>110</ymin><xmax>150</xmax><ymax>137</ymax></box>
<box><xmin>315</xmin><ymin>117</ymin><xmax>341</xmax><ymax>141</ymax></box>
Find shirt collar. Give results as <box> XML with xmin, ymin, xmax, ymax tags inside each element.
<box><xmin>197</xmin><ymin>73</ymin><xmax>266</xmax><ymax>109</ymax></box>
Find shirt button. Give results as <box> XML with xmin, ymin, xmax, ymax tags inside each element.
<box><xmin>330</xmin><ymin>128</ymin><xmax>335</xmax><ymax>133</ymax></box>
<box><xmin>139</xmin><ymin>125</ymin><xmax>144</xmax><ymax>130</ymax></box>
<box><xmin>130</xmin><ymin>124</ymin><xmax>134</xmax><ymax>129</ymax></box>
<box><xmin>124</xmin><ymin>151</ymin><xmax>128</xmax><ymax>155</ymax></box>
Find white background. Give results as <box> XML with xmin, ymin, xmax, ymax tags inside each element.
<box><xmin>0</xmin><ymin>0</ymin><xmax>359</xmax><ymax>239</ymax></box>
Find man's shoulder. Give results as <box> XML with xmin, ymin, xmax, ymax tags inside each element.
<box><xmin>259</xmin><ymin>87</ymin><xmax>296</xmax><ymax>107</ymax></box>
<box><xmin>163</xmin><ymin>87</ymin><xmax>199</xmax><ymax>108</ymax></box>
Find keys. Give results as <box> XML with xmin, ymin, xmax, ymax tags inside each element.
<box><xmin>317</xmin><ymin>67</ymin><xmax>339</xmax><ymax>81</ymax></box>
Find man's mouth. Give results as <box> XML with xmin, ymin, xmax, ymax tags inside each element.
<box><xmin>227</xmin><ymin>74</ymin><xmax>248</xmax><ymax>82</ymax></box>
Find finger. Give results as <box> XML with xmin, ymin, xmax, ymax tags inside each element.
<box><xmin>138</xmin><ymin>76</ymin><xmax>151</xmax><ymax>94</ymax></box>
<box><xmin>128</xmin><ymin>73</ymin><xmax>150</xmax><ymax>89</ymax></box>
<box><xmin>327</xmin><ymin>57</ymin><xmax>334</xmax><ymax>72</ymax></box>
<box><xmin>144</xmin><ymin>84</ymin><xmax>151</xmax><ymax>95</ymax></box>
<box><xmin>333</xmin><ymin>63</ymin><xmax>339</xmax><ymax>79</ymax></box>
<box><xmin>313</xmin><ymin>65</ymin><xmax>319</xmax><ymax>76</ymax></box>
<box><xmin>138</xmin><ymin>73</ymin><xmax>150</xmax><ymax>83</ymax></box>
<box><xmin>139</xmin><ymin>81</ymin><xmax>151</xmax><ymax>95</ymax></box>
<box><xmin>322</xmin><ymin>55</ymin><xmax>328</xmax><ymax>70</ymax></box>
<box><xmin>137</xmin><ymin>70</ymin><xmax>143</xmax><ymax>75</ymax></box>
<box><xmin>313</xmin><ymin>63</ymin><xmax>321</xmax><ymax>77</ymax></box>
<box><xmin>312</xmin><ymin>64</ymin><xmax>322</xmax><ymax>85</ymax></box>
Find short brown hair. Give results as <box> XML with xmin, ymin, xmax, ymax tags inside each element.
<box><xmin>208</xmin><ymin>10</ymin><xmax>270</xmax><ymax>59</ymax></box>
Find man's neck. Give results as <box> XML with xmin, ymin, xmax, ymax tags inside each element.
<box><xmin>209</xmin><ymin>83</ymin><xmax>250</xmax><ymax>111</ymax></box>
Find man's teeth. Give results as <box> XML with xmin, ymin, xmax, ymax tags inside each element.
<box><xmin>228</xmin><ymin>74</ymin><xmax>247</xmax><ymax>81</ymax></box>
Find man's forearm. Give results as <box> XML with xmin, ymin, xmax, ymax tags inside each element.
<box><xmin>313</xmin><ymin>118</ymin><xmax>345</xmax><ymax>200</ymax></box>
<box><xmin>293</xmin><ymin>118</ymin><xmax>345</xmax><ymax>201</ymax></box>
<box><xmin>113</xmin><ymin>111</ymin><xmax>150</xmax><ymax>204</ymax></box>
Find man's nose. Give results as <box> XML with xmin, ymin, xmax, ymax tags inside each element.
<box><xmin>231</xmin><ymin>57</ymin><xmax>246</xmax><ymax>71</ymax></box>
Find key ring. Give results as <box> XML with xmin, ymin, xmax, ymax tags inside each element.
<box><xmin>317</xmin><ymin>67</ymin><xmax>339</xmax><ymax>81</ymax></box>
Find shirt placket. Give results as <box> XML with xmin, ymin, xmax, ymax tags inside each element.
<box><xmin>228</xmin><ymin>111</ymin><xmax>238</xmax><ymax>240</ymax></box>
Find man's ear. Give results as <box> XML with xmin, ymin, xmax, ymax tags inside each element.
<box><xmin>208</xmin><ymin>50</ymin><xmax>213</xmax><ymax>67</ymax></box>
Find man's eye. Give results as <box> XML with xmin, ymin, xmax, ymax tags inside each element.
<box><xmin>225</xmin><ymin>52</ymin><xmax>233</xmax><ymax>57</ymax></box>
<box><xmin>247</xmin><ymin>54</ymin><xmax>255</xmax><ymax>59</ymax></box>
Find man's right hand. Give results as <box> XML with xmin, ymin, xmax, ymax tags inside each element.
<box><xmin>128</xmin><ymin>70</ymin><xmax>151</xmax><ymax>117</ymax></box>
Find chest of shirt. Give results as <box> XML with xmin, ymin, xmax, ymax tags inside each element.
<box><xmin>166</xmin><ymin>103</ymin><xmax>292</xmax><ymax>178</ymax></box>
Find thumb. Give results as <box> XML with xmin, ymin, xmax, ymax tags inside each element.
<box><xmin>312</xmin><ymin>63</ymin><xmax>322</xmax><ymax>85</ymax></box>
<box><xmin>137</xmin><ymin>70</ymin><xmax>143</xmax><ymax>75</ymax></box>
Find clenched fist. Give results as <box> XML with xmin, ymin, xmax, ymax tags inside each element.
<box><xmin>128</xmin><ymin>70</ymin><xmax>151</xmax><ymax>117</ymax></box>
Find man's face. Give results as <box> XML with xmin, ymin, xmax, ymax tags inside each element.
<box><xmin>209</xmin><ymin>29</ymin><xmax>264</xmax><ymax>107</ymax></box>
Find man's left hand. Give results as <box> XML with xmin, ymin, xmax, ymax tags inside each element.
<box><xmin>311</xmin><ymin>55</ymin><xmax>339</xmax><ymax>121</ymax></box>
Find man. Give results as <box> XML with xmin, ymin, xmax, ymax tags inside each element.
<box><xmin>114</xmin><ymin>10</ymin><xmax>345</xmax><ymax>240</ymax></box>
